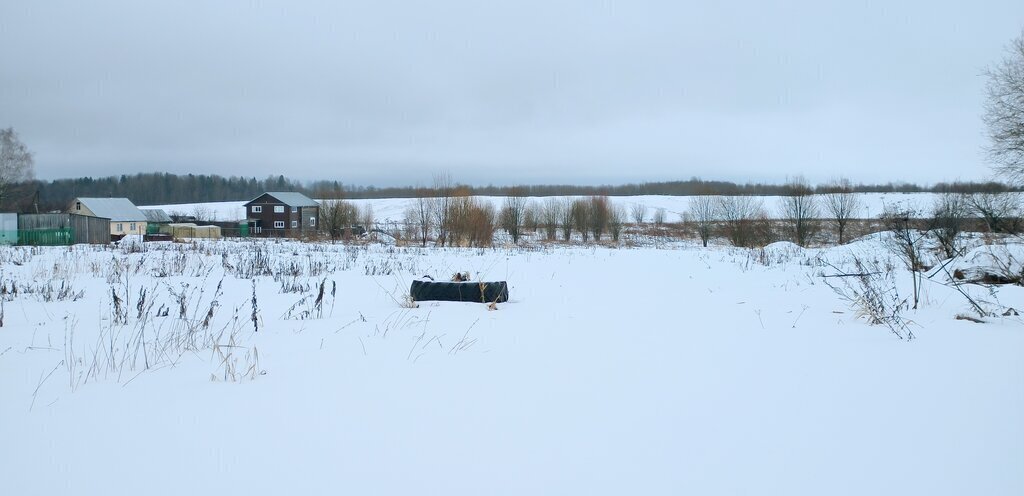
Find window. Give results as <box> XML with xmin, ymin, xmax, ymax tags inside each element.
<box><xmin>309</xmin><ymin>217</ymin><xmax>316</xmax><ymax>227</ymax></box>
<box><xmin>274</xmin><ymin>221</ymin><xmax>285</xmax><ymax>229</ymax></box>
<box><xmin>293</xmin><ymin>207</ymin><xmax>299</xmax><ymax>213</ymax></box>
<box><xmin>130</xmin><ymin>223</ymin><xmax>136</xmax><ymax>231</ymax></box>
<box><xmin>274</xmin><ymin>205</ymin><xmax>285</xmax><ymax>213</ymax></box>
<box><xmin>75</xmin><ymin>201</ymin><xmax>81</xmax><ymax>211</ymax></box>
<box><xmin>116</xmin><ymin>223</ymin><xmax>123</xmax><ymax>231</ymax></box>
<box><xmin>252</xmin><ymin>205</ymin><xmax>262</xmax><ymax>213</ymax></box>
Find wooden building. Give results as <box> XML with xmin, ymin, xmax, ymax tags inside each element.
<box><xmin>18</xmin><ymin>213</ymin><xmax>111</xmax><ymax>245</ymax></box>
<box><xmin>243</xmin><ymin>192</ymin><xmax>319</xmax><ymax>237</ymax></box>
<box><xmin>69</xmin><ymin>197</ymin><xmax>148</xmax><ymax>238</ymax></box>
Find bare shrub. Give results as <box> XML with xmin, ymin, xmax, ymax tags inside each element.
<box><xmin>881</xmin><ymin>206</ymin><xmax>927</xmax><ymax>309</ymax></box>
<box><xmin>966</xmin><ymin>192</ymin><xmax>1021</xmax><ymax>234</ymax></box>
<box><xmin>824</xmin><ymin>256</ymin><xmax>914</xmax><ymax>340</ymax></box>
<box><xmin>447</xmin><ymin>194</ymin><xmax>495</xmax><ymax>247</ymax></box>
<box><xmin>930</xmin><ymin>192</ymin><xmax>968</xmax><ymax>259</ymax></box>
<box><xmin>653</xmin><ymin>207</ymin><xmax>666</xmax><ymax>226</ymax></box>
<box><xmin>630</xmin><ymin>203</ymin><xmax>646</xmax><ymax>225</ymax></box>
<box><xmin>689</xmin><ymin>195</ymin><xmax>716</xmax><ymax>247</ymax></box>
<box><xmin>716</xmin><ymin>196</ymin><xmax>767</xmax><ymax>248</ymax></box>
<box><xmin>589</xmin><ymin>196</ymin><xmax>611</xmax><ymax>241</ymax></box>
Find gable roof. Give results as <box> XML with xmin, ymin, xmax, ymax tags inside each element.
<box><xmin>74</xmin><ymin>198</ymin><xmax>147</xmax><ymax>222</ymax></box>
<box><xmin>139</xmin><ymin>208</ymin><xmax>173</xmax><ymax>223</ymax></box>
<box><xmin>245</xmin><ymin>192</ymin><xmax>319</xmax><ymax>208</ymax></box>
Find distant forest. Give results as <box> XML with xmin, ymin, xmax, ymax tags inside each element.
<box><xmin>7</xmin><ymin>172</ymin><xmax>1019</xmax><ymax>213</ymax></box>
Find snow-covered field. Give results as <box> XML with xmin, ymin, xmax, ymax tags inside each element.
<box><xmin>151</xmin><ymin>192</ymin><xmax>964</xmax><ymax>224</ymax></box>
<box><xmin>1</xmin><ymin>236</ymin><xmax>1022</xmax><ymax>495</ymax></box>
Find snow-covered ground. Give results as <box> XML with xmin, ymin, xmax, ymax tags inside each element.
<box><xmin>150</xmin><ymin>192</ymin><xmax>966</xmax><ymax>224</ymax></box>
<box><xmin>1</xmin><ymin>237</ymin><xmax>1022</xmax><ymax>495</ymax></box>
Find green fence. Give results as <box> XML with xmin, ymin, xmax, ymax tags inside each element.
<box><xmin>18</xmin><ymin>229</ymin><xmax>74</xmax><ymax>246</ymax></box>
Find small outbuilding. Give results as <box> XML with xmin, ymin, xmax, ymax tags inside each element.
<box><xmin>17</xmin><ymin>213</ymin><xmax>111</xmax><ymax>245</ymax></box>
<box><xmin>160</xmin><ymin>223</ymin><xmax>222</xmax><ymax>240</ymax></box>
<box><xmin>140</xmin><ymin>208</ymin><xmax>173</xmax><ymax>225</ymax></box>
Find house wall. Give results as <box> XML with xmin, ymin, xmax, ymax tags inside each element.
<box><xmin>109</xmin><ymin>220</ymin><xmax>147</xmax><ymax>236</ymax></box>
<box><xmin>299</xmin><ymin>206</ymin><xmax>319</xmax><ymax>234</ymax></box>
<box><xmin>68</xmin><ymin>199</ymin><xmax>145</xmax><ymax>236</ymax></box>
<box><xmin>244</xmin><ymin>194</ymin><xmax>319</xmax><ymax>237</ymax></box>
<box><xmin>70</xmin><ymin>200</ymin><xmax>97</xmax><ymax>217</ymax></box>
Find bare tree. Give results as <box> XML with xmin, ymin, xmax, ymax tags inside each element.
<box><xmin>983</xmin><ymin>30</ymin><xmax>1024</xmax><ymax>183</ymax></box>
<box><xmin>540</xmin><ymin>197</ymin><xmax>562</xmax><ymax>241</ymax></box>
<box><xmin>822</xmin><ymin>178</ymin><xmax>861</xmax><ymax>244</ymax></box>
<box><xmin>571</xmin><ymin>198</ymin><xmax>590</xmax><ymax>242</ymax></box>
<box><xmin>190</xmin><ymin>205</ymin><xmax>214</xmax><ymax>223</ymax></box>
<box><xmin>410</xmin><ymin>187</ymin><xmax>434</xmax><ymax>246</ymax></box>
<box><xmin>689</xmin><ymin>196</ymin><xmax>716</xmax><ymax>247</ymax></box>
<box><xmin>652</xmin><ymin>207</ymin><xmax>666</xmax><ymax>226</ymax></box>
<box><xmin>499</xmin><ymin>187</ymin><xmax>527</xmax><ymax>244</ymax></box>
<box><xmin>779</xmin><ymin>177</ymin><xmax>819</xmax><ymax>246</ymax></box>
<box><xmin>559</xmin><ymin>198</ymin><xmax>574</xmax><ymax>241</ymax></box>
<box><xmin>523</xmin><ymin>201</ymin><xmax>539</xmax><ymax>234</ymax></box>
<box><xmin>609</xmin><ymin>203</ymin><xmax>626</xmax><ymax>242</ymax></box>
<box><xmin>319</xmin><ymin>199</ymin><xmax>359</xmax><ymax>240</ymax></box>
<box><xmin>431</xmin><ymin>172</ymin><xmax>455</xmax><ymax>246</ymax></box>
<box><xmin>588</xmin><ymin>196</ymin><xmax>610</xmax><ymax>241</ymax></box>
<box><xmin>0</xmin><ymin>128</ymin><xmax>35</xmax><ymax>209</ymax></box>
<box><xmin>630</xmin><ymin>203</ymin><xmax>646</xmax><ymax>225</ymax></box>
<box><xmin>361</xmin><ymin>203</ymin><xmax>375</xmax><ymax>240</ymax></box>
<box><xmin>966</xmin><ymin>191</ymin><xmax>1021</xmax><ymax>234</ymax></box>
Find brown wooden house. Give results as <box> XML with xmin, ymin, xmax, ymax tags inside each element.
<box><xmin>243</xmin><ymin>192</ymin><xmax>319</xmax><ymax>237</ymax></box>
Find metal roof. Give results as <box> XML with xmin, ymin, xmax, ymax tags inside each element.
<box><xmin>73</xmin><ymin>197</ymin><xmax>148</xmax><ymax>222</ymax></box>
<box><xmin>139</xmin><ymin>208</ymin><xmax>173</xmax><ymax>223</ymax></box>
<box><xmin>247</xmin><ymin>192</ymin><xmax>319</xmax><ymax>208</ymax></box>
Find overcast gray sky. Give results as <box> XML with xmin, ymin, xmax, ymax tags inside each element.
<box><xmin>2</xmin><ymin>1</ymin><xmax>1022</xmax><ymax>187</ymax></box>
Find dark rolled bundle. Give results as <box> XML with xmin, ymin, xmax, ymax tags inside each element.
<box><xmin>410</xmin><ymin>279</ymin><xmax>509</xmax><ymax>303</ymax></box>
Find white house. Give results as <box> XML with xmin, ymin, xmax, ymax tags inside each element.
<box><xmin>68</xmin><ymin>197</ymin><xmax>148</xmax><ymax>237</ymax></box>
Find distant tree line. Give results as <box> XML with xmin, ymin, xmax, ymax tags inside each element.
<box><xmin>15</xmin><ymin>173</ymin><xmax>306</xmax><ymax>212</ymax></box>
<box><xmin>7</xmin><ymin>172</ymin><xmax>1021</xmax><ymax>213</ymax></box>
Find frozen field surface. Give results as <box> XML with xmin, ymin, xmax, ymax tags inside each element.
<box><xmin>1</xmin><ymin>238</ymin><xmax>1022</xmax><ymax>495</ymax></box>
